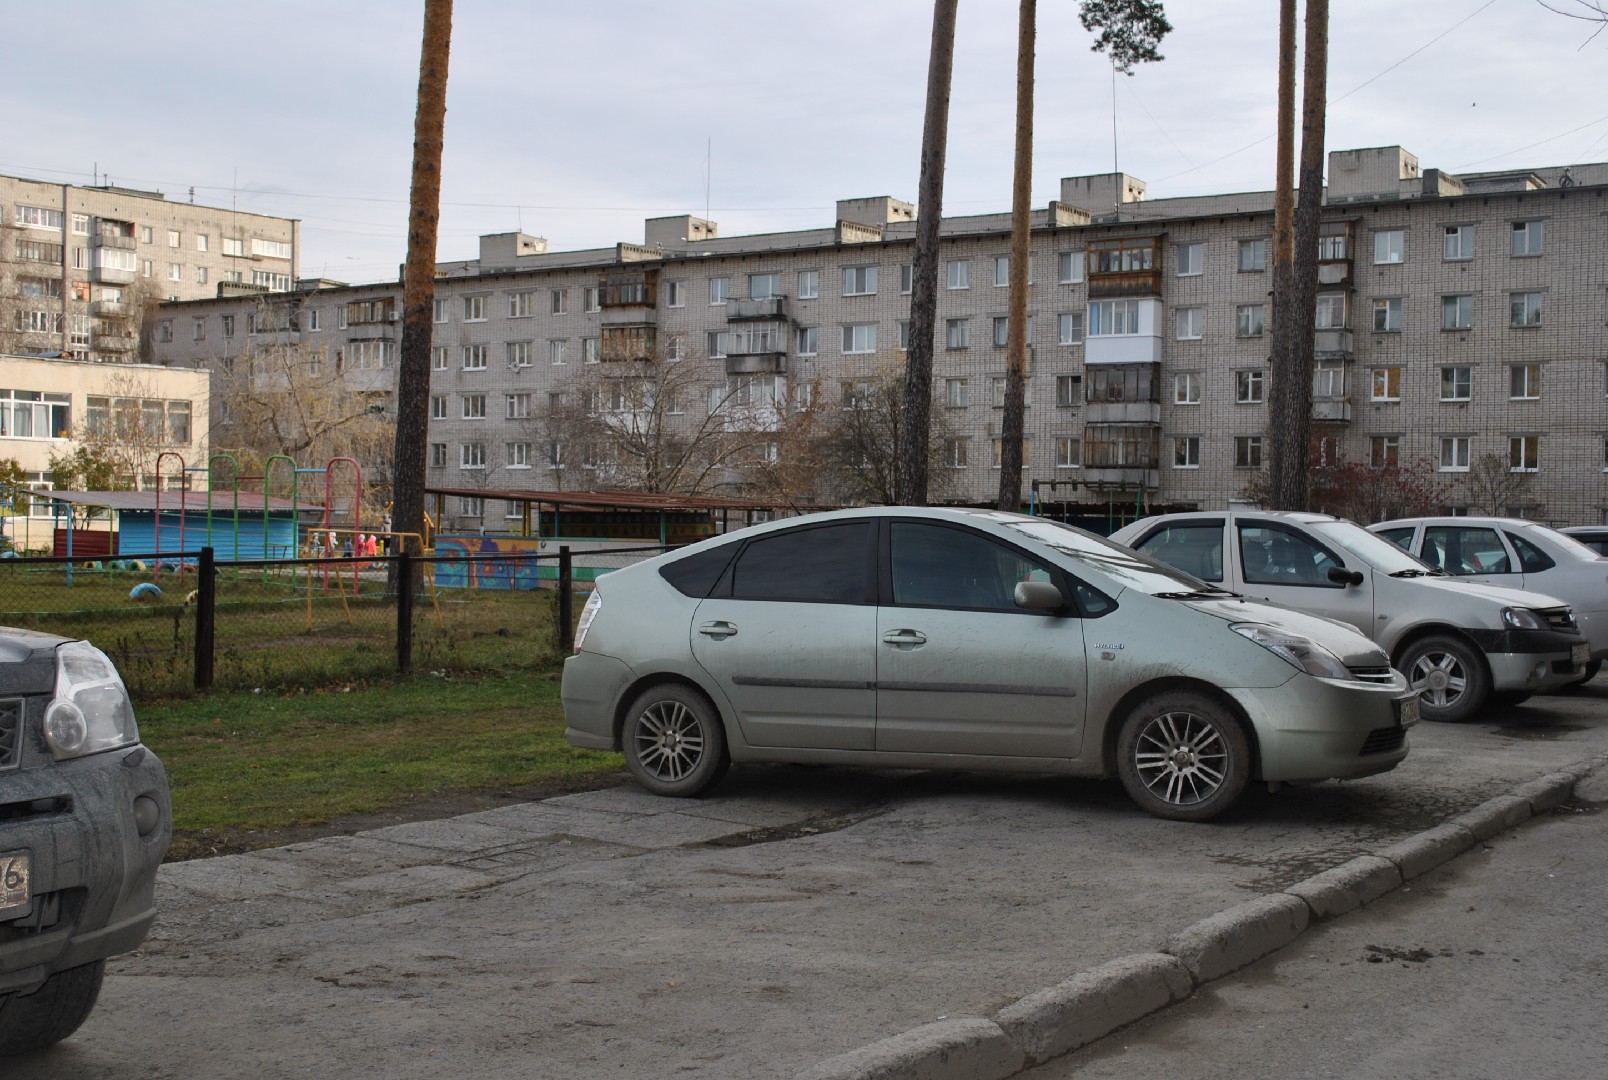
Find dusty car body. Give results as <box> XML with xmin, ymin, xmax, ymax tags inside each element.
<box><xmin>1112</xmin><ymin>510</ymin><xmax>1587</xmax><ymax>721</ymax></box>
<box><xmin>0</xmin><ymin>630</ymin><xmax>170</xmax><ymax>1055</ymax></box>
<box><xmin>564</xmin><ymin>507</ymin><xmax>1417</xmax><ymax>822</ymax></box>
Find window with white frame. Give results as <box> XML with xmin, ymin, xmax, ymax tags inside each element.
<box><xmin>167</xmin><ymin>230</ymin><xmax>181</xmax><ymax>248</ymax></box>
<box><xmin>507</xmin><ymin>392</ymin><xmax>531</xmax><ymax>419</ymax></box>
<box><xmin>1235</xmin><ymin>436</ymin><xmax>1263</xmax><ymax>468</ymax></box>
<box><xmin>988</xmin><ymin>377</ymin><xmax>1031</xmax><ymax>409</ymax></box>
<box><xmin>195</xmin><ymin>265</ymin><xmax>209</xmax><ymax>285</ymax></box>
<box><xmin>1511</xmin><ymin>220</ymin><xmax>1544</xmax><ymax>256</ymax></box>
<box><xmin>430</xmin><ymin>443</ymin><xmax>447</xmax><ymax>468</ymax></box>
<box><xmin>507</xmin><ymin>442</ymin><xmax>531</xmax><ymax>469</ymax></box>
<box><xmin>433</xmin><ymin>298</ymin><xmax>449</xmax><ymax>322</ymax></box>
<box><xmin>666</xmin><ymin>281</ymin><xmax>685</xmax><ymax>307</ymax></box>
<box><xmin>991</xmin><ymin>436</ymin><xmax>1032</xmax><ymax>468</ymax></box>
<box><xmin>430</xmin><ymin>395</ymin><xmax>448</xmax><ymax>419</ymax></box>
<box><xmin>550</xmin><ymin>288</ymin><xmax>568</xmax><ymax>314</ymax></box>
<box><xmin>1312</xmin><ymin>360</ymin><xmax>1345</xmax><ymax>398</ymax></box>
<box><xmin>797</xmin><ymin>326</ymin><xmax>818</xmax><ymax>355</ymax></box>
<box><xmin>506</xmin><ymin>341</ymin><xmax>531</xmax><ymax>368</ymax></box>
<box><xmin>462</xmin><ymin>344</ymin><xmax>488</xmax><ymax>370</ymax></box>
<box><xmin>550</xmin><ymin>339</ymin><xmax>568</xmax><ymax>365</ymax></box>
<box><xmin>463</xmin><ymin>295</ymin><xmax>487</xmax><ymax>321</ymax></box>
<box><xmin>709</xmin><ymin>277</ymin><xmax>728</xmax><ymax>305</ymax></box>
<box><xmin>1236</xmin><ymin>303</ymin><xmax>1265</xmax><ymax>337</ymax></box>
<box><xmin>1057</xmin><ymin>251</ymin><xmax>1085</xmax><ymax>284</ymax></box>
<box><xmin>991</xmin><ymin>315</ymin><xmax>1031</xmax><ymax>347</ymax></box>
<box><xmin>168</xmin><ymin>262</ymin><xmax>182</xmax><ymax>281</ymax></box>
<box><xmin>583</xmin><ymin>337</ymin><xmax>599</xmax><ymax>364</ymax></box>
<box><xmin>547</xmin><ymin>441</ymin><xmax>566</xmax><ymax>468</ymax></box>
<box><xmin>1055</xmin><ymin>374</ymin><xmax>1082</xmax><ymax>407</ymax></box>
<box><xmin>1315</xmin><ymin>292</ymin><xmax>1347</xmax><ymax>329</ymax></box>
<box><xmin>1089</xmin><ymin>299</ymin><xmax>1142</xmax><ymax>336</ymax></box>
<box><xmin>1441</xmin><ymin>365</ymin><xmax>1471</xmax><ymax>401</ymax></box>
<box><xmin>748</xmin><ymin>273</ymin><xmax>780</xmax><ymax>299</ymax></box>
<box><xmin>900</xmin><ymin>264</ymin><xmax>913</xmax><ymax>294</ymax></box>
<box><xmin>584</xmin><ymin>287</ymin><xmax>600</xmax><ymax>312</ymax></box>
<box><xmin>1510</xmin><ymin>291</ymin><xmax>1543</xmax><ymax>327</ymax></box>
<box><xmin>946</xmin><ymin>259</ymin><xmax>970</xmax><ymax>290</ymax></box>
<box><xmin>1058</xmin><ymin>312</ymin><xmax>1085</xmax><ymax>345</ymax></box>
<box><xmin>1509</xmin><ymin>363</ymin><xmax>1541</xmax><ymax>400</ymax></box>
<box><xmin>1176</xmin><ymin>307</ymin><xmax>1203</xmax><ymax>339</ymax></box>
<box><xmin>1439</xmin><ymin>436</ymin><xmax>1471</xmax><ymax>472</ymax></box>
<box><xmin>432</xmin><ymin>346</ymin><xmax>449</xmax><ymax>370</ymax></box>
<box><xmin>460</xmin><ymin>443</ymin><xmax>486</xmax><ymax>470</ymax></box>
<box><xmin>1442</xmin><ymin>294</ymin><xmax>1473</xmax><ymax>330</ymax></box>
<box><xmin>1371</xmin><ymin>366</ymin><xmax>1402</xmax><ymax>402</ymax></box>
<box><xmin>1370</xmin><ymin>435</ymin><xmax>1400</xmax><ymax>468</ymax></box>
<box><xmin>842</xmin><ymin>323</ymin><xmax>877</xmax><ymax>354</ymax></box>
<box><xmin>1175</xmin><ymin>242</ymin><xmax>1203</xmax><ymax>276</ymax></box>
<box><xmin>70</xmin><ymin>213</ymin><xmax>90</xmax><ymax>235</ymax></box>
<box><xmin>1174</xmin><ymin>372</ymin><xmax>1201</xmax><ymax>404</ymax></box>
<box><xmin>251</xmin><ymin>238</ymin><xmax>292</xmax><ymax>259</ymax></box>
<box><xmin>1373</xmin><ymin>230</ymin><xmax>1405</xmax><ymax>264</ymax></box>
<box><xmin>1373</xmin><ymin>297</ymin><xmax>1403</xmax><ymax>332</ymax></box>
<box><xmin>1235</xmin><ymin>369</ymin><xmax>1265</xmax><ymax>404</ymax></box>
<box><xmin>222</xmin><ymin>236</ymin><xmax>244</xmax><ymax>256</ymax></box>
<box><xmin>946</xmin><ymin>378</ymin><xmax>969</xmax><ymax>407</ymax></box>
<box><xmin>707</xmin><ymin>331</ymin><xmax>730</xmax><ymax>358</ymax></box>
<box><xmin>1238</xmin><ymin>239</ymin><xmax>1266</xmax><ymax>272</ymax></box>
<box><xmin>462</xmin><ymin>394</ymin><xmax>487</xmax><ymax>420</ymax></box>
<box><xmin>843</xmin><ymin>265</ymin><xmax>877</xmax><ymax>296</ymax></box>
<box><xmin>509</xmin><ymin>291</ymin><xmax>534</xmax><ymax>318</ymax></box>
<box><xmin>1509</xmin><ymin>435</ymin><xmax>1539</xmax><ymax>472</ymax></box>
<box><xmin>1444</xmin><ymin>224</ymin><xmax>1474</xmax><ymax>260</ymax></box>
<box><xmin>1174</xmin><ymin>436</ymin><xmax>1201</xmax><ymax>468</ymax></box>
<box><xmin>13</xmin><ymin>206</ymin><xmax>63</xmax><ymax>230</ymax></box>
<box><xmin>945</xmin><ymin>437</ymin><xmax>969</xmax><ymax>468</ymax></box>
<box><xmin>1056</xmin><ymin>437</ymin><xmax>1082</xmax><ymax>468</ymax></box>
<box><xmin>791</xmin><ymin>270</ymin><xmax>816</xmax><ymax>300</ymax></box>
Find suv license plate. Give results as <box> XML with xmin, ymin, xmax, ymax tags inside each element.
<box><xmin>1398</xmin><ymin>695</ymin><xmax>1421</xmax><ymax>728</ymax></box>
<box><xmin>1571</xmin><ymin>643</ymin><xmax>1589</xmax><ymax>666</ymax></box>
<box><xmin>1</xmin><ymin>851</ymin><xmax>30</xmax><ymax>915</ymax></box>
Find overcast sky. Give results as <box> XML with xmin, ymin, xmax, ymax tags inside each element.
<box><xmin>7</xmin><ymin>1</ymin><xmax>1604</xmax><ymax>283</ymax></box>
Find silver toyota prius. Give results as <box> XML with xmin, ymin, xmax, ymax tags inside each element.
<box><xmin>562</xmin><ymin>507</ymin><xmax>1417</xmax><ymax>821</ymax></box>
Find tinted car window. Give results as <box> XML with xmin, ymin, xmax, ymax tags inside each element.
<box><xmin>659</xmin><ymin>543</ymin><xmax>738</xmax><ymax>598</ymax></box>
<box><xmin>890</xmin><ymin>522</ymin><xmax>1053</xmax><ymax>610</ymax></box>
<box><xmin>1238</xmin><ymin>524</ymin><xmax>1344</xmax><ymax>587</ymax></box>
<box><xmin>1425</xmin><ymin>525</ymin><xmax>1509</xmax><ymax>575</ymax></box>
<box><xmin>730</xmin><ymin>522</ymin><xmax>869</xmax><ymax>603</ymax></box>
<box><xmin>1507</xmin><ymin>532</ymin><xmax>1555</xmax><ymax>573</ymax></box>
<box><xmin>1132</xmin><ymin>523</ymin><xmax>1224</xmax><ymax>582</ymax></box>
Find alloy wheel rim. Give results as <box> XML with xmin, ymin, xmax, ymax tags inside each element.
<box><xmin>1132</xmin><ymin>711</ymin><xmax>1228</xmax><ymax>806</ymax></box>
<box><xmin>1409</xmin><ymin>651</ymin><xmax>1466</xmax><ymax>708</ymax></box>
<box><xmin>634</xmin><ymin>701</ymin><xmax>705</xmax><ymax>781</ymax></box>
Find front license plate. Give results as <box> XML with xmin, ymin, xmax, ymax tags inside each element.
<box><xmin>1571</xmin><ymin>643</ymin><xmax>1589</xmax><ymax>666</ymax></box>
<box><xmin>1</xmin><ymin>851</ymin><xmax>30</xmax><ymax>916</ymax></box>
<box><xmin>1397</xmin><ymin>695</ymin><xmax>1421</xmax><ymax>728</ymax></box>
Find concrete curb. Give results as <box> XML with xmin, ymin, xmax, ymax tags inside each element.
<box><xmin>794</xmin><ymin>757</ymin><xmax>1606</xmax><ymax>1080</ymax></box>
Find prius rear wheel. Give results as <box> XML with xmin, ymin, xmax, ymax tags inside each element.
<box><xmin>622</xmin><ymin>684</ymin><xmax>729</xmax><ymax>797</ymax></box>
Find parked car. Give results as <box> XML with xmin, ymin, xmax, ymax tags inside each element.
<box><xmin>1110</xmin><ymin>511</ymin><xmax>1588</xmax><ymax>722</ymax></box>
<box><xmin>1559</xmin><ymin>526</ymin><xmax>1608</xmax><ymax>558</ymax></box>
<box><xmin>1</xmin><ymin>631</ymin><xmax>171</xmax><ymax>1056</ymax></box>
<box><xmin>563</xmin><ymin>507</ymin><xmax>1419</xmax><ymax>823</ymax></box>
<box><xmin>1370</xmin><ymin>516</ymin><xmax>1608</xmax><ymax>682</ymax></box>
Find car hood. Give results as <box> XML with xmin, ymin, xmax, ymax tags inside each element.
<box><xmin>1175</xmin><ymin>596</ymin><xmax>1391</xmax><ymax>668</ymax></box>
<box><xmin>1410</xmin><ymin>575</ymin><xmax>1571</xmax><ymax>611</ymax></box>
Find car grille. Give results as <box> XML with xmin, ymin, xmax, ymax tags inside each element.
<box><xmin>0</xmin><ymin>697</ymin><xmax>20</xmax><ymax>770</ymax></box>
<box><xmin>1360</xmin><ymin>726</ymin><xmax>1407</xmax><ymax>756</ymax></box>
<box><xmin>1347</xmin><ymin>665</ymin><xmax>1397</xmax><ymax>685</ymax></box>
<box><xmin>1538</xmin><ymin>607</ymin><xmax>1577</xmax><ymax>632</ymax></box>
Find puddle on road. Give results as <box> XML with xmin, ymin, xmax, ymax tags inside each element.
<box><xmin>695</xmin><ymin>804</ymin><xmax>893</xmax><ymax>848</ymax></box>
<box><xmin>1492</xmin><ymin>721</ymin><xmax>1588</xmax><ymax>740</ymax></box>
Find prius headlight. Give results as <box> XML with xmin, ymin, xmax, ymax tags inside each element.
<box><xmin>1230</xmin><ymin>624</ymin><xmax>1353</xmax><ymax>680</ymax></box>
<box><xmin>43</xmin><ymin>640</ymin><xmax>140</xmax><ymax>760</ymax></box>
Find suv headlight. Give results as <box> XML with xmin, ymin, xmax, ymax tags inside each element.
<box><xmin>43</xmin><ymin>641</ymin><xmax>140</xmax><ymax>760</ymax></box>
<box><xmin>1501</xmin><ymin>607</ymin><xmax>1546</xmax><ymax>630</ymax></box>
<box><xmin>1230</xmin><ymin>623</ymin><xmax>1353</xmax><ymax>680</ymax></box>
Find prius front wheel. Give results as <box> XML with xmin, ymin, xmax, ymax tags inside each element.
<box><xmin>1117</xmin><ymin>692</ymin><xmax>1250</xmax><ymax>822</ymax></box>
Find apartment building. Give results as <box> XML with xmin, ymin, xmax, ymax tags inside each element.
<box><xmin>1</xmin><ymin>173</ymin><xmax>299</xmax><ymax>362</ymax></box>
<box><xmin>153</xmin><ymin>145</ymin><xmax>1608</xmax><ymax>531</ymax></box>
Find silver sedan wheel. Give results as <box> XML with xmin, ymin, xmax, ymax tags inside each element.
<box><xmin>1408</xmin><ymin>652</ymin><xmax>1467</xmax><ymax>710</ymax></box>
<box><xmin>1116</xmin><ymin>691</ymin><xmax>1250</xmax><ymax>821</ymax></box>
<box><xmin>1397</xmin><ymin>635</ymin><xmax>1487</xmax><ymax>722</ymax></box>
<box><xmin>622</xmin><ymin>684</ymin><xmax>730</xmax><ymax>797</ymax></box>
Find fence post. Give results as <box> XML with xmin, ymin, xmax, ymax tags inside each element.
<box><xmin>194</xmin><ymin>546</ymin><xmax>215</xmax><ymax>692</ymax></box>
<box><xmin>396</xmin><ymin>550</ymin><xmax>414</xmax><ymax>675</ymax></box>
<box><xmin>557</xmin><ymin>545</ymin><xmax>573</xmax><ymax>653</ymax></box>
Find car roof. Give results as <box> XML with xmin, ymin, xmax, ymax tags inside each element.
<box><xmin>1371</xmin><ymin>515</ymin><xmax>1540</xmax><ymax>529</ymax></box>
<box><xmin>1123</xmin><ymin>509</ymin><xmax>1343</xmax><ymax>528</ymax></box>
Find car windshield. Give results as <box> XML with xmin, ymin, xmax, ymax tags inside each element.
<box><xmin>1524</xmin><ymin>523</ymin><xmax>1604</xmax><ymax>562</ymax></box>
<box><xmin>1309</xmin><ymin>520</ymin><xmax>1430</xmax><ymax>573</ymax></box>
<box><xmin>996</xmin><ymin>517</ymin><xmax>1223</xmax><ymax>596</ymax></box>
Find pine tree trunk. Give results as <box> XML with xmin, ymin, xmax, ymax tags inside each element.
<box><xmin>997</xmin><ymin>0</ymin><xmax>1034</xmax><ymax>512</ymax></box>
<box><xmin>1286</xmin><ymin>0</ymin><xmax>1329</xmax><ymax>506</ymax></box>
<box><xmin>1267</xmin><ymin>0</ymin><xmax>1302</xmax><ymax>509</ymax></box>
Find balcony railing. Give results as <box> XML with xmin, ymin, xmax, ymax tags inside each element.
<box><xmin>728</xmin><ymin>296</ymin><xmax>788</xmax><ymax>321</ymax></box>
<box><xmin>1313</xmin><ymin>327</ymin><xmax>1354</xmax><ymax>357</ymax></box>
<box><xmin>92</xmin><ymin>233</ymin><xmax>137</xmax><ymax>251</ymax></box>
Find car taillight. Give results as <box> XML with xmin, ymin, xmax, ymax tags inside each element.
<box><xmin>574</xmin><ymin>591</ymin><xmax>603</xmax><ymax>652</ymax></box>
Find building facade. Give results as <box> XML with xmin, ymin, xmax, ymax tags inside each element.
<box><xmin>1</xmin><ymin>173</ymin><xmax>299</xmax><ymax>362</ymax></box>
<box><xmin>153</xmin><ymin>145</ymin><xmax>1608</xmax><ymax>532</ymax></box>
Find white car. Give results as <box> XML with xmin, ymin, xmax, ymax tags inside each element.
<box><xmin>1371</xmin><ymin>516</ymin><xmax>1608</xmax><ymax>682</ymax></box>
<box><xmin>1111</xmin><ymin>511</ymin><xmax>1589</xmax><ymax>722</ymax></box>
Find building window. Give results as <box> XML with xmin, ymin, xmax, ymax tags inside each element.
<box><xmin>1317</xmin><ymin>226</ymin><xmax>1348</xmax><ymax>260</ymax></box>
<box><xmin>1235</xmin><ymin>369</ymin><xmax>1265</xmax><ymax>404</ymax></box>
<box><xmin>506</xmin><ymin>393</ymin><xmax>532</xmax><ymax>420</ymax></box>
<box><xmin>462</xmin><ymin>394</ymin><xmax>487</xmax><ymax>420</ymax></box>
<box><xmin>1444</xmin><ymin>224</ymin><xmax>1474</xmax><ymax>260</ymax></box>
<box><xmin>990</xmin><ymin>377</ymin><xmax>1033</xmax><ymax>408</ymax></box>
<box><xmin>584</xmin><ymin>287</ymin><xmax>600</xmax><ymax>312</ymax></box>
<box><xmin>583</xmin><ymin>337</ymin><xmax>600</xmax><ymax>364</ymax></box>
<box><xmin>1510</xmin><ymin>291</ymin><xmax>1543</xmax><ymax>327</ymax></box>
<box><xmin>1089</xmin><ymin>299</ymin><xmax>1142</xmax><ymax>336</ymax></box>
<box><xmin>1040</xmin><ymin>374</ymin><xmax>1075</xmax><ymax>409</ymax></box>
<box><xmin>1442</xmin><ymin>294</ymin><xmax>1473</xmax><ymax>330</ymax></box>
<box><xmin>221</xmin><ymin>315</ymin><xmax>234</xmax><ymax>337</ymax></box>
<box><xmin>1057</xmin><ymin>312</ymin><xmax>1085</xmax><ymax>345</ymax></box>
<box><xmin>898</xmin><ymin>320</ymin><xmax>912</xmax><ymax>350</ymax></box>
<box><xmin>460</xmin><ymin>443</ymin><xmax>486</xmax><ymax>470</ymax></box>
<box><xmin>990</xmin><ymin>315</ymin><xmax>1030</xmax><ymax>347</ymax></box>
<box><xmin>222</xmin><ymin>237</ymin><xmax>244</xmax><ymax>257</ymax></box>
<box><xmin>548</xmin><ymin>288</ymin><xmax>568</xmax><ymax>315</ymax></box>
<box><xmin>798</xmin><ymin>270</ymin><xmax>819</xmax><ymax>300</ymax></box>
<box><xmin>1509</xmin><ymin>363</ymin><xmax>1541</xmax><ymax>400</ymax></box>
<box><xmin>195</xmin><ymin>233</ymin><xmax>208</xmax><ymax>253</ymax></box>
<box><xmin>462</xmin><ymin>345</ymin><xmax>487</xmax><ymax>370</ymax></box>
<box><xmin>1175</xmin><ymin>307</ymin><xmax>1203</xmax><ymax>340</ymax></box>
<box><xmin>1174</xmin><ymin>372</ymin><xmax>1201</xmax><ymax>405</ymax></box>
<box><xmin>1440</xmin><ymin>365</ymin><xmax>1471</xmax><ymax>401</ymax></box>
<box><xmin>432</xmin><ymin>347</ymin><xmax>449</xmax><ymax>370</ymax></box>
<box><xmin>1370</xmin><ymin>435</ymin><xmax>1401</xmax><ymax>468</ymax></box>
<box><xmin>1509</xmin><ymin>435</ymin><xmax>1539</xmax><ymax>472</ymax></box>
<box><xmin>1235</xmin><ymin>436</ymin><xmax>1263</xmax><ymax>468</ymax></box>
<box><xmin>1440</xmin><ymin>436</ymin><xmax>1471</xmax><ymax>472</ymax></box>
<box><xmin>192</xmin><ymin>317</ymin><xmax>205</xmax><ymax>342</ymax></box>
<box><xmin>195</xmin><ymin>265</ymin><xmax>209</xmax><ymax>285</ymax></box>
<box><xmin>1057</xmin><ymin>251</ymin><xmax>1085</xmax><ymax>284</ymax></box>
<box><xmin>946</xmin><ymin>437</ymin><xmax>969</xmax><ymax>469</ymax></box>
<box><xmin>430</xmin><ymin>443</ymin><xmax>447</xmax><ymax>468</ymax></box>
<box><xmin>1174</xmin><ymin>436</ymin><xmax>1201</xmax><ymax>468</ymax></box>
<box><xmin>797</xmin><ymin>326</ymin><xmax>818</xmax><ymax>356</ymax></box>
<box><xmin>430</xmin><ymin>396</ymin><xmax>448</xmax><ymax>420</ymax></box>
<box><xmin>507</xmin><ymin>442</ymin><xmax>531</xmax><ymax>469</ymax></box>
<box><xmin>1511</xmin><ymin>220</ymin><xmax>1544</xmax><ymax>257</ymax></box>
<box><xmin>665</xmin><ymin>281</ymin><xmax>685</xmax><ymax>307</ymax></box>
<box><xmin>1175</xmin><ymin>242</ymin><xmax>1203</xmax><ymax>276</ymax></box>
<box><xmin>550</xmin><ymin>339</ymin><xmax>568</xmax><ymax>365</ymax></box>
<box><xmin>1371</xmin><ymin>367</ymin><xmax>1402</xmax><ymax>402</ymax></box>
<box><xmin>843</xmin><ymin>266</ymin><xmax>878</xmax><ymax>296</ymax></box>
<box><xmin>1315</xmin><ymin>292</ymin><xmax>1347</xmax><ymax>329</ymax></box>
<box><xmin>842</xmin><ymin>324</ymin><xmax>877</xmax><ymax>354</ymax></box>
<box><xmin>1373</xmin><ymin>230</ymin><xmax>1405</xmax><ymax>264</ymax></box>
<box><xmin>991</xmin><ymin>437</ymin><xmax>1032</xmax><ymax>468</ymax></box>
<box><xmin>169</xmin><ymin>262</ymin><xmax>183</xmax><ymax>281</ymax></box>
<box><xmin>1056</xmin><ymin>437</ymin><xmax>1082</xmax><ymax>468</ymax></box>
<box><xmin>709</xmin><ymin>277</ymin><xmax>728</xmax><ymax>305</ymax></box>
<box><xmin>159</xmin><ymin>319</ymin><xmax>173</xmax><ymax>343</ymax></box>
<box><xmin>946</xmin><ymin>259</ymin><xmax>970</xmax><ymax>290</ymax></box>
<box><xmin>1236</xmin><ymin>303</ymin><xmax>1265</xmax><ymax>337</ymax></box>
<box><xmin>1312</xmin><ymin>360</ymin><xmax>1345</xmax><ymax>398</ymax></box>
<box><xmin>946</xmin><ymin>378</ymin><xmax>969</xmax><ymax>407</ymax></box>
<box><xmin>167</xmin><ymin>230</ymin><xmax>181</xmax><ymax>248</ymax></box>
<box><xmin>749</xmin><ymin>273</ymin><xmax>780</xmax><ymax>299</ymax></box>
<box><xmin>463</xmin><ymin>295</ymin><xmax>487</xmax><ymax>321</ymax></box>
<box><xmin>1373</xmin><ymin>297</ymin><xmax>1403</xmax><ymax>332</ymax></box>
<box><xmin>503</xmin><ymin>291</ymin><xmax>531</xmax><ymax>318</ymax></box>
<box><xmin>1238</xmin><ymin>239</ymin><xmax>1266</xmax><ymax>272</ymax></box>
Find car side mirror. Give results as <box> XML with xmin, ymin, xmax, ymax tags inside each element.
<box><xmin>1014</xmin><ymin>580</ymin><xmax>1067</xmax><ymax>612</ymax></box>
<box><xmin>1326</xmin><ymin>566</ymin><xmax>1364</xmax><ymax>587</ymax></box>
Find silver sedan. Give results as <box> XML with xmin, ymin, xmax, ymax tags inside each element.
<box><xmin>562</xmin><ymin>507</ymin><xmax>1417</xmax><ymax>821</ymax></box>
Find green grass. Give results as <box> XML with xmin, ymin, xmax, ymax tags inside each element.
<box><xmin>137</xmin><ymin>668</ymin><xmax>623</xmax><ymax>860</ymax></box>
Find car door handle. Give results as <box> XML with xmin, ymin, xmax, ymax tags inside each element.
<box><xmin>881</xmin><ymin>629</ymin><xmax>927</xmax><ymax>647</ymax></box>
<box><xmin>697</xmin><ymin>621</ymin><xmax>738</xmax><ymax>640</ymax></box>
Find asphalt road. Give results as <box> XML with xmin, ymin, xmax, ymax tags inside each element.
<box><xmin>9</xmin><ymin>681</ymin><xmax>1608</xmax><ymax>1080</ymax></box>
<box><xmin>1024</xmin><ymin>789</ymin><xmax>1608</xmax><ymax>1080</ymax></box>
